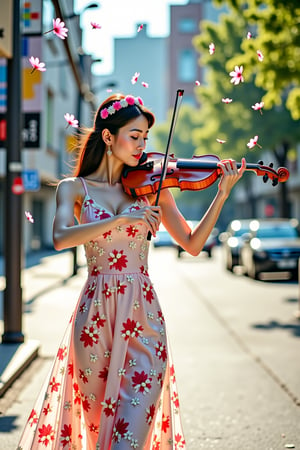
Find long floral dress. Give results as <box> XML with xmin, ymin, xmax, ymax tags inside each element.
<box><xmin>18</xmin><ymin>178</ymin><xmax>185</xmax><ymax>450</ymax></box>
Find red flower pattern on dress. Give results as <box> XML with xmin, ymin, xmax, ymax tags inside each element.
<box><xmin>89</xmin><ymin>423</ymin><xmax>99</xmax><ymax>433</ymax></box>
<box><xmin>28</xmin><ymin>409</ymin><xmax>38</xmax><ymax>427</ymax></box>
<box><xmin>103</xmin><ymin>230</ymin><xmax>112</xmax><ymax>239</ymax></box>
<box><xmin>84</xmin><ymin>280</ymin><xmax>96</xmax><ymax>298</ymax></box>
<box><xmin>146</xmin><ymin>403</ymin><xmax>155</xmax><ymax>425</ymax></box>
<box><xmin>91</xmin><ymin>311</ymin><xmax>106</xmax><ymax>329</ymax></box>
<box><xmin>79</xmin><ymin>302</ymin><xmax>87</xmax><ymax>313</ymax></box>
<box><xmin>162</xmin><ymin>414</ymin><xmax>170</xmax><ymax>433</ymax></box>
<box><xmin>68</xmin><ymin>362</ymin><xmax>74</xmax><ymax>378</ymax></box>
<box><xmin>170</xmin><ymin>364</ymin><xmax>176</xmax><ymax>383</ymax></box>
<box><xmin>94</xmin><ymin>208</ymin><xmax>111</xmax><ymax>220</ymax></box>
<box><xmin>157</xmin><ymin>310</ymin><xmax>165</xmax><ymax>324</ymax></box>
<box><xmin>108</xmin><ymin>249</ymin><xmax>128</xmax><ymax>271</ymax></box>
<box><xmin>98</xmin><ymin>366</ymin><xmax>109</xmax><ymax>381</ymax></box>
<box><xmin>140</xmin><ymin>265</ymin><xmax>149</xmax><ymax>276</ymax></box>
<box><xmin>60</xmin><ymin>423</ymin><xmax>72</xmax><ymax>447</ymax></box>
<box><xmin>131</xmin><ymin>370</ymin><xmax>152</xmax><ymax>394</ymax></box>
<box><xmin>172</xmin><ymin>391</ymin><xmax>180</xmax><ymax>409</ymax></box>
<box><xmin>142</xmin><ymin>281</ymin><xmax>154</xmax><ymax>303</ymax></box>
<box><xmin>80</xmin><ymin>325</ymin><xmax>99</xmax><ymax>347</ymax></box>
<box><xmin>91</xmin><ymin>266</ymin><xmax>101</xmax><ymax>276</ymax></box>
<box><xmin>82</xmin><ymin>395</ymin><xmax>91</xmax><ymax>412</ymax></box>
<box><xmin>102</xmin><ymin>283</ymin><xmax>111</xmax><ymax>299</ymax></box>
<box><xmin>175</xmin><ymin>433</ymin><xmax>186</xmax><ymax>448</ymax></box>
<box><xmin>49</xmin><ymin>376</ymin><xmax>60</xmax><ymax>392</ymax></box>
<box><xmin>101</xmin><ymin>397</ymin><xmax>117</xmax><ymax>417</ymax></box>
<box><xmin>73</xmin><ymin>383</ymin><xmax>81</xmax><ymax>405</ymax></box>
<box><xmin>83</xmin><ymin>198</ymin><xmax>94</xmax><ymax>208</ymax></box>
<box><xmin>155</xmin><ymin>341</ymin><xmax>167</xmax><ymax>362</ymax></box>
<box><xmin>152</xmin><ymin>435</ymin><xmax>160</xmax><ymax>450</ymax></box>
<box><xmin>121</xmin><ymin>318</ymin><xmax>144</xmax><ymax>340</ymax></box>
<box><xmin>43</xmin><ymin>403</ymin><xmax>52</xmax><ymax>416</ymax></box>
<box><xmin>38</xmin><ymin>423</ymin><xmax>55</xmax><ymax>446</ymax></box>
<box><xmin>157</xmin><ymin>372</ymin><xmax>164</xmax><ymax>388</ymax></box>
<box><xmin>79</xmin><ymin>369</ymin><xmax>88</xmax><ymax>384</ymax></box>
<box><xmin>126</xmin><ymin>224</ymin><xmax>139</xmax><ymax>237</ymax></box>
<box><xmin>116</xmin><ymin>280</ymin><xmax>127</xmax><ymax>294</ymax></box>
<box><xmin>112</xmin><ymin>417</ymin><xmax>129</xmax><ymax>443</ymax></box>
<box><xmin>57</xmin><ymin>345</ymin><xmax>67</xmax><ymax>360</ymax></box>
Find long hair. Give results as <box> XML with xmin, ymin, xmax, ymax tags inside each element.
<box><xmin>73</xmin><ymin>93</ymin><xmax>155</xmax><ymax>177</ymax></box>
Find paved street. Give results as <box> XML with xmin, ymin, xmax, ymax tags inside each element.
<box><xmin>0</xmin><ymin>246</ymin><xmax>300</xmax><ymax>449</ymax></box>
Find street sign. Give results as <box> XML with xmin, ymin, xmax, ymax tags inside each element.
<box><xmin>22</xmin><ymin>169</ymin><xmax>40</xmax><ymax>191</ymax></box>
<box><xmin>0</xmin><ymin>112</ymin><xmax>41</xmax><ymax>148</ymax></box>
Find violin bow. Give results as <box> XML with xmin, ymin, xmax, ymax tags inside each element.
<box><xmin>147</xmin><ymin>89</ymin><xmax>184</xmax><ymax>240</ymax></box>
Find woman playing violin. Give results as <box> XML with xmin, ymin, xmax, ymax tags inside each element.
<box><xmin>18</xmin><ymin>93</ymin><xmax>245</xmax><ymax>449</ymax></box>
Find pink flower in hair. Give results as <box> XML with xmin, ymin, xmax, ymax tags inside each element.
<box><xmin>136</xmin><ymin>97</ymin><xmax>144</xmax><ymax>106</ymax></box>
<box><xmin>113</xmin><ymin>101</ymin><xmax>122</xmax><ymax>111</ymax></box>
<box><xmin>100</xmin><ymin>108</ymin><xmax>109</xmax><ymax>119</ymax></box>
<box><xmin>125</xmin><ymin>96</ymin><xmax>135</xmax><ymax>105</ymax></box>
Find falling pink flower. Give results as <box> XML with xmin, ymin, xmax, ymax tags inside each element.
<box><xmin>247</xmin><ymin>135</ymin><xmax>262</xmax><ymax>149</ymax></box>
<box><xmin>209</xmin><ymin>42</ymin><xmax>215</xmax><ymax>55</ymax></box>
<box><xmin>91</xmin><ymin>22</ymin><xmax>101</xmax><ymax>29</ymax></box>
<box><xmin>216</xmin><ymin>139</ymin><xmax>226</xmax><ymax>144</ymax></box>
<box><xmin>64</xmin><ymin>113</ymin><xmax>79</xmax><ymax>128</ymax></box>
<box><xmin>141</xmin><ymin>81</ymin><xmax>149</xmax><ymax>88</ymax></box>
<box><xmin>29</xmin><ymin>56</ymin><xmax>46</xmax><ymax>73</ymax></box>
<box><xmin>25</xmin><ymin>211</ymin><xmax>34</xmax><ymax>223</ymax></box>
<box><xmin>229</xmin><ymin>65</ymin><xmax>244</xmax><ymax>85</ymax></box>
<box><xmin>44</xmin><ymin>18</ymin><xmax>68</xmax><ymax>40</ymax></box>
<box><xmin>195</xmin><ymin>80</ymin><xmax>200</xmax><ymax>86</ymax></box>
<box><xmin>137</xmin><ymin>24</ymin><xmax>144</xmax><ymax>32</ymax></box>
<box><xmin>247</xmin><ymin>32</ymin><xmax>252</xmax><ymax>39</ymax></box>
<box><xmin>257</xmin><ymin>50</ymin><xmax>264</xmax><ymax>62</ymax></box>
<box><xmin>252</xmin><ymin>101</ymin><xmax>264</xmax><ymax>114</ymax></box>
<box><xmin>222</xmin><ymin>98</ymin><xmax>233</xmax><ymax>104</ymax></box>
<box><xmin>131</xmin><ymin>72</ymin><xmax>140</xmax><ymax>84</ymax></box>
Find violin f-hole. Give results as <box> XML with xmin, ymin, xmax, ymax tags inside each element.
<box><xmin>150</xmin><ymin>169</ymin><xmax>175</xmax><ymax>182</ymax></box>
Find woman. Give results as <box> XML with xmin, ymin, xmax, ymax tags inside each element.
<box><xmin>18</xmin><ymin>94</ymin><xmax>245</xmax><ymax>449</ymax></box>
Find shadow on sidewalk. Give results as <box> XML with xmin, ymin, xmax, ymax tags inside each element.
<box><xmin>252</xmin><ymin>319</ymin><xmax>300</xmax><ymax>337</ymax></box>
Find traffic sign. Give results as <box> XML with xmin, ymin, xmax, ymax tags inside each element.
<box><xmin>22</xmin><ymin>169</ymin><xmax>40</xmax><ymax>191</ymax></box>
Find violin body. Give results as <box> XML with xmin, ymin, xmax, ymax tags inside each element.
<box><xmin>121</xmin><ymin>152</ymin><xmax>289</xmax><ymax>198</ymax></box>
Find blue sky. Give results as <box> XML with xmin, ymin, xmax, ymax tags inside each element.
<box><xmin>75</xmin><ymin>0</ymin><xmax>189</xmax><ymax>74</ymax></box>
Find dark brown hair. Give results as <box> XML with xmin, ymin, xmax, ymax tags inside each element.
<box><xmin>73</xmin><ymin>93</ymin><xmax>155</xmax><ymax>177</ymax></box>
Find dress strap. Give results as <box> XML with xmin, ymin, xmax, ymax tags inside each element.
<box><xmin>79</xmin><ymin>177</ymin><xmax>89</xmax><ymax>196</ymax></box>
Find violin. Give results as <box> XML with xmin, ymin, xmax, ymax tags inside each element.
<box><xmin>121</xmin><ymin>151</ymin><xmax>290</xmax><ymax>198</ymax></box>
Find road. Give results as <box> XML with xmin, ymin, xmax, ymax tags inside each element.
<box><xmin>0</xmin><ymin>246</ymin><xmax>300</xmax><ymax>449</ymax></box>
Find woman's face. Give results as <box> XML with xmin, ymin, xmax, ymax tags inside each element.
<box><xmin>111</xmin><ymin>115</ymin><xmax>149</xmax><ymax>166</ymax></box>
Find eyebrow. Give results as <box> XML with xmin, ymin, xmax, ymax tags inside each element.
<box><xmin>129</xmin><ymin>128</ymin><xmax>149</xmax><ymax>134</ymax></box>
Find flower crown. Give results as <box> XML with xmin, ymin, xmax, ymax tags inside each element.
<box><xmin>100</xmin><ymin>95</ymin><xmax>144</xmax><ymax>120</ymax></box>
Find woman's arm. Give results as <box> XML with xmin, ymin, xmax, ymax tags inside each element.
<box><xmin>159</xmin><ymin>158</ymin><xmax>246</xmax><ymax>256</ymax></box>
<box><xmin>53</xmin><ymin>178</ymin><xmax>162</xmax><ymax>251</ymax></box>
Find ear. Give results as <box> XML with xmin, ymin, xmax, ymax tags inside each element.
<box><xmin>102</xmin><ymin>128</ymin><xmax>113</xmax><ymax>146</ymax></box>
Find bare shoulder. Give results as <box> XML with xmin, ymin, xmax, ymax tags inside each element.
<box><xmin>56</xmin><ymin>177</ymin><xmax>85</xmax><ymax>204</ymax></box>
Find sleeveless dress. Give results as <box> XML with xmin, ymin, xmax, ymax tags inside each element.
<box><xmin>18</xmin><ymin>178</ymin><xmax>185</xmax><ymax>450</ymax></box>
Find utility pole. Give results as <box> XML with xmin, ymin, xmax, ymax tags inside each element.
<box><xmin>2</xmin><ymin>0</ymin><xmax>24</xmax><ymax>343</ymax></box>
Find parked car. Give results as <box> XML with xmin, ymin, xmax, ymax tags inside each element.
<box><xmin>240</xmin><ymin>218</ymin><xmax>300</xmax><ymax>280</ymax></box>
<box><xmin>152</xmin><ymin>224</ymin><xmax>175</xmax><ymax>248</ymax></box>
<box><xmin>176</xmin><ymin>221</ymin><xmax>219</xmax><ymax>258</ymax></box>
<box><xmin>220</xmin><ymin>219</ymin><xmax>253</xmax><ymax>271</ymax></box>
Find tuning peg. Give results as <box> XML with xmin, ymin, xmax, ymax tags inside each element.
<box><xmin>272</xmin><ymin>178</ymin><xmax>278</xmax><ymax>186</ymax></box>
<box><xmin>263</xmin><ymin>174</ymin><xmax>269</xmax><ymax>183</ymax></box>
<box><xmin>258</xmin><ymin>160</ymin><xmax>264</xmax><ymax>165</ymax></box>
<box><xmin>269</xmin><ymin>162</ymin><xmax>273</xmax><ymax>168</ymax></box>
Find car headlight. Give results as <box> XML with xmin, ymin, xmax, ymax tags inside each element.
<box><xmin>228</xmin><ymin>237</ymin><xmax>239</xmax><ymax>248</ymax></box>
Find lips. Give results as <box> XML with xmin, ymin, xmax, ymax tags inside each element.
<box><xmin>133</xmin><ymin>153</ymin><xmax>142</xmax><ymax>160</ymax></box>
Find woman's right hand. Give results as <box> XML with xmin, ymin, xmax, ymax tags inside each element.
<box><xmin>123</xmin><ymin>206</ymin><xmax>162</xmax><ymax>236</ymax></box>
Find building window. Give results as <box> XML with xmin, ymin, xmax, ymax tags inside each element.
<box><xmin>178</xmin><ymin>49</ymin><xmax>197</xmax><ymax>82</ymax></box>
<box><xmin>178</xmin><ymin>18</ymin><xmax>197</xmax><ymax>33</ymax></box>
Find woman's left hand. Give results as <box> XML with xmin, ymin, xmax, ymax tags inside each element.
<box><xmin>217</xmin><ymin>157</ymin><xmax>246</xmax><ymax>196</ymax></box>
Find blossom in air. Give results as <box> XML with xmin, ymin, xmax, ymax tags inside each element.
<box><xmin>64</xmin><ymin>113</ymin><xmax>79</xmax><ymax>128</ymax></box>
<box><xmin>209</xmin><ymin>42</ymin><xmax>215</xmax><ymax>55</ymax></box>
<box><xmin>247</xmin><ymin>135</ymin><xmax>262</xmax><ymax>149</ymax></box>
<box><xmin>25</xmin><ymin>211</ymin><xmax>34</xmax><ymax>223</ymax></box>
<box><xmin>247</xmin><ymin>32</ymin><xmax>252</xmax><ymax>39</ymax></box>
<box><xmin>252</xmin><ymin>101</ymin><xmax>264</xmax><ymax>114</ymax></box>
<box><xmin>257</xmin><ymin>50</ymin><xmax>264</xmax><ymax>62</ymax></box>
<box><xmin>44</xmin><ymin>18</ymin><xmax>68</xmax><ymax>39</ymax></box>
<box><xmin>222</xmin><ymin>98</ymin><xmax>232</xmax><ymax>104</ymax></box>
<box><xmin>195</xmin><ymin>80</ymin><xmax>200</xmax><ymax>86</ymax></box>
<box><xmin>229</xmin><ymin>65</ymin><xmax>244</xmax><ymax>85</ymax></box>
<box><xmin>91</xmin><ymin>22</ymin><xmax>101</xmax><ymax>29</ymax></box>
<box><xmin>137</xmin><ymin>24</ymin><xmax>144</xmax><ymax>32</ymax></box>
<box><xmin>29</xmin><ymin>56</ymin><xmax>46</xmax><ymax>73</ymax></box>
<box><xmin>216</xmin><ymin>139</ymin><xmax>226</xmax><ymax>144</ymax></box>
<box><xmin>131</xmin><ymin>72</ymin><xmax>140</xmax><ymax>84</ymax></box>
<box><xmin>141</xmin><ymin>81</ymin><xmax>149</xmax><ymax>88</ymax></box>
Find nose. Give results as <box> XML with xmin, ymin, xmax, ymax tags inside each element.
<box><xmin>138</xmin><ymin>137</ymin><xmax>146</xmax><ymax>150</ymax></box>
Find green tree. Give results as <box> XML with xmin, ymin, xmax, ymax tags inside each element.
<box><xmin>192</xmin><ymin>3</ymin><xmax>300</xmax><ymax>217</ymax></box>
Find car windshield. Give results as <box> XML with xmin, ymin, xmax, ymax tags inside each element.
<box><xmin>256</xmin><ymin>226</ymin><xmax>299</xmax><ymax>239</ymax></box>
